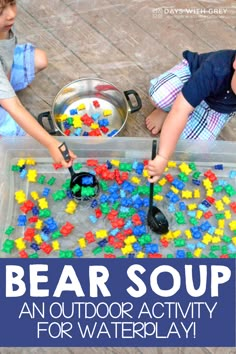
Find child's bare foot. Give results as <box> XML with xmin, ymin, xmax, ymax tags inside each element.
<box><xmin>146</xmin><ymin>108</ymin><xmax>167</xmax><ymax>135</ymax></box>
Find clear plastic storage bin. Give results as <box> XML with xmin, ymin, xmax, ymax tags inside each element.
<box><xmin>1</xmin><ymin>137</ymin><xmax>236</xmax><ymax>259</ymax></box>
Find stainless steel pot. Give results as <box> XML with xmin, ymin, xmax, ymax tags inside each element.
<box><xmin>37</xmin><ymin>77</ymin><xmax>142</xmax><ymax>137</ymax></box>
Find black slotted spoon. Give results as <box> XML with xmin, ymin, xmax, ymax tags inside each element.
<box><xmin>58</xmin><ymin>142</ymin><xmax>99</xmax><ymax>201</ymax></box>
<box><xmin>147</xmin><ymin>140</ymin><xmax>169</xmax><ymax>234</ymax></box>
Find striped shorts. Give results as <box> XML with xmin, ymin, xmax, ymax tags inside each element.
<box><xmin>149</xmin><ymin>59</ymin><xmax>233</xmax><ymax>140</ymax></box>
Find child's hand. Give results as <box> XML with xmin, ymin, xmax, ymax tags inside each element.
<box><xmin>146</xmin><ymin>155</ymin><xmax>168</xmax><ymax>183</ymax></box>
<box><xmin>48</xmin><ymin>139</ymin><xmax>77</xmax><ymax>167</ymax></box>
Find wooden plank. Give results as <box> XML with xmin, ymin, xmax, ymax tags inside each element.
<box><xmin>15</xmin><ymin>0</ymin><xmax>236</xmax><ymax>141</ymax></box>
<box><xmin>156</xmin><ymin>0</ymin><xmax>236</xmax><ymax>50</ymax></box>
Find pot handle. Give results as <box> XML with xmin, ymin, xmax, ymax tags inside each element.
<box><xmin>124</xmin><ymin>89</ymin><xmax>142</xmax><ymax>113</ymax></box>
<box><xmin>37</xmin><ymin>111</ymin><xmax>58</xmax><ymax>135</ymax></box>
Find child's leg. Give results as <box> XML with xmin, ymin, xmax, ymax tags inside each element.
<box><xmin>11</xmin><ymin>44</ymin><xmax>47</xmax><ymax>91</ymax></box>
<box><xmin>10</xmin><ymin>43</ymin><xmax>35</xmax><ymax>92</ymax></box>
<box><xmin>34</xmin><ymin>48</ymin><xmax>48</xmax><ymax>74</ymax></box>
<box><xmin>146</xmin><ymin>59</ymin><xmax>191</xmax><ymax>135</ymax></box>
<box><xmin>0</xmin><ymin>44</ymin><xmax>47</xmax><ymax>136</ymax></box>
<box><xmin>146</xmin><ymin>107</ymin><xmax>167</xmax><ymax>135</ymax></box>
<box><xmin>180</xmin><ymin>101</ymin><xmax>233</xmax><ymax>140</ymax></box>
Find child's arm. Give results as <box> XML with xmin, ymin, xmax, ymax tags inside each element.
<box><xmin>147</xmin><ymin>92</ymin><xmax>194</xmax><ymax>182</ymax></box>
<box><xmin>0</xmin><ymin>95</ymin><xmax>77</xmax><ymax>166</ymax></box>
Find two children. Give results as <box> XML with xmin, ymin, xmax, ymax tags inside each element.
<box><xmin>0</xmin><ymin>0</ymin><xmax>76</xmax><ymax>166</ymax></box>
<box><xmin>2</xmin><ymin>1</ymin><xmax>236</xmax><ymax>180</ymax></box>
<box><xmin>146</xmin><ymin>49</ymin><xmax>236</xmax><ymax>182</ymax></box>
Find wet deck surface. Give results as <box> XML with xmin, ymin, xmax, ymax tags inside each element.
<box><xmin>3</xmin><ymin>1</ymin><xmax>236</xmax><ymax>353</ymax></box>
<box><xmin>17</xmin><ymin>0</ymin><xmax>236</xmax><ymax>140</ymax></box>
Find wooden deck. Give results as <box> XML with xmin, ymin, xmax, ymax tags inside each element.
<box><xmin>4</xmin><ymin>0</ymin><xmax>236</xmax><ymax>353</ymax></box>
<box><xmin>17</xmin><ymin>0</ymin><xmax>236</xmax><ymax>140</ymax></box>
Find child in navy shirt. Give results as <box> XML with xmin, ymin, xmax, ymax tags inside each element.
<box><xmin>146</xmin><ymin>49</ymin><xmax>236</xmax><ymax>182</ymax></box>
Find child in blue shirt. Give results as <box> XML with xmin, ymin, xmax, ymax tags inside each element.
<box><xmin>0</xmin><ymin>0</ymin><xmax>76</xmax><ymax>166</ymax></box>
<box><xmin>146</xmin><ymin>49</ymin><xmax>236</xmax><ymax>182</ymax></box>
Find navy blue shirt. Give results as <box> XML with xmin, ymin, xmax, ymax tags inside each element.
<box><xmin>182</xmin><ymin>49</ymin><xmax>236</xmax><ymax>113</ymax></box>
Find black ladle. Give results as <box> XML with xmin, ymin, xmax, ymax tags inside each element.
<box><xmin>147</xmin><ymin>140</ymin><xmax>169</xmax><ymax>234</ymax></box>
<box><xmin>58</xmin><ymin>142</ymin><xmax>99</xmax><ymax>201</ymax></box>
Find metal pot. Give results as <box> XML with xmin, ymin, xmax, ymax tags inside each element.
<box><xmin>37</xmin><ymin>78</ymin><xmax>142</xmax><ymax>137</ymax></box>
